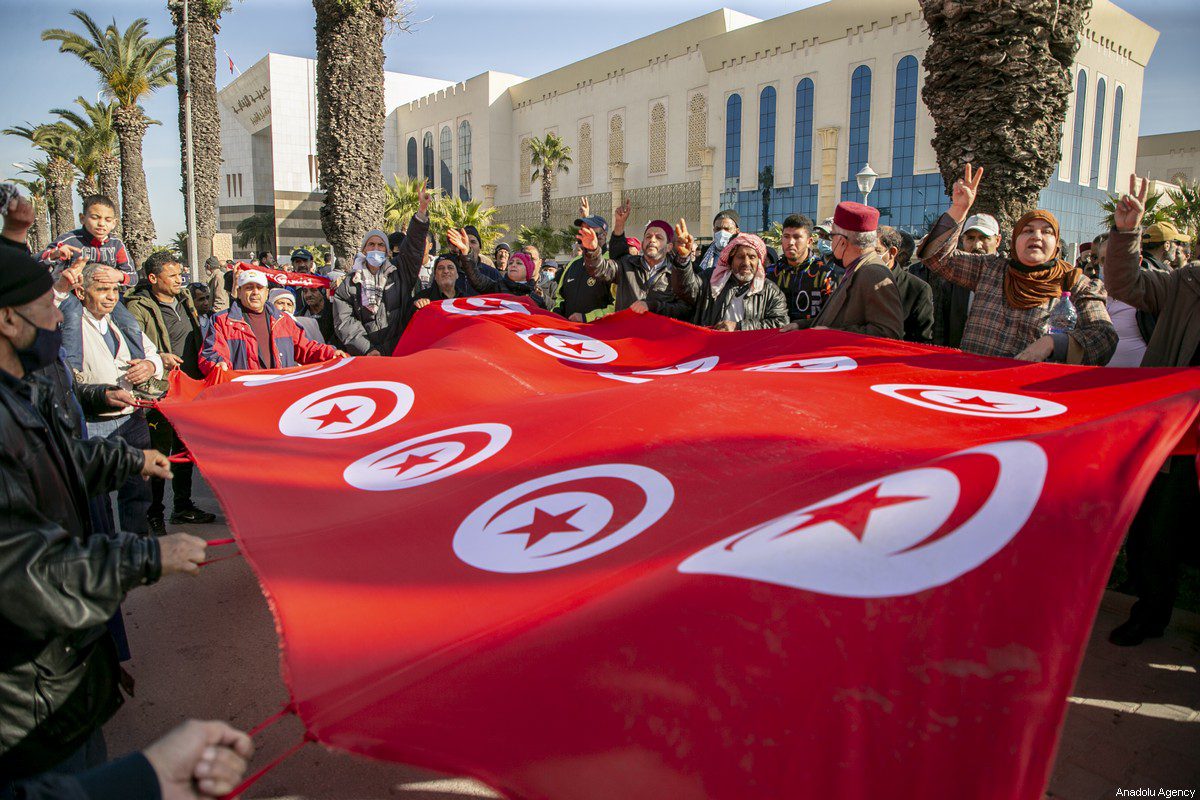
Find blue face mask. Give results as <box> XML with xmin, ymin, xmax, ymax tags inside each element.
<box><xmin>817</xmin><ymin>238</ymin><xmax>833</xmax><ymax>258</ymax></box>
<box><xmin>712</xmin><ymin>229</ymin><xmax>734</xmax><ymax>251</ymax></box>
<box><xmin>364</xmin><ymin>251</ymin><xmax>387</xmax><ymax>269</ymax></box>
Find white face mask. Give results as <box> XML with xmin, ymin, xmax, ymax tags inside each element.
<box><xmin>364</xmin><ymin>250</ymin><xmax>387</xmax><ymax>269</ymax></box>
<box><xmin>712</xmin><ymin>229</ymin><xmax>734</xmax><ymax>250</ymax></box>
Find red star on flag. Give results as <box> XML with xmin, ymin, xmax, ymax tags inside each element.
<box><xmin>310</xmin><ymin>403</ymin><xmax>358</xmax><ymax>430</ymax></box>
<box><xmin>556</xmin><ymin>339</ymin><xmax>590</xmax><ymax>355</ymax></box>
<box><xmin>946</xmin><ymin>393</ymin><xmax>1009</xmax><ymax>411</ymax></box>
<box><xmin>497</xmin><ymin>506</ymin><xmax>585</xmax><ymax>549</ymax></box>
<box><xmin>476</xmin><ymin>298</ymin><xmax>506</xmax><ymax>308</ymax></box>
<box><xmin>772</xmin><ymin>485</ymin><xmax>924</xmax><ymax>542</ymax></box>
<box><xmin>381</xmin><ymin>449</ymin><xmax>443</xmax><ymax>476</ymax></box>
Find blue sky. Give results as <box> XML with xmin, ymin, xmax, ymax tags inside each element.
<box><xmin>1</xmin><ymin>0</ymin><xmax>1195</xmax><ymax>243</ymax></box>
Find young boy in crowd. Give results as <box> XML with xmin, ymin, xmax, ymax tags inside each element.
<box><xmin>40</xmin><ymin>194</ymin><xmax>136</xmax><ymax>287</ymax></box>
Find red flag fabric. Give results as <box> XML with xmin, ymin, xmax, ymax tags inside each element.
<box><xmin>159</xmin><ymin>295</ymin><xmax>1200</xmax><ymax>800</ymax></box>
<box><xmin>235</xmin><ymin>261</ymin><xmax>331</xmax><ymax>290</ymax></box>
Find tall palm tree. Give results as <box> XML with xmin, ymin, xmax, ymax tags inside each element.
<box><xmin>430</xmin><ymin>196</ymin><xmax>508</xmax><ymax>252</ymax></box>
<box><xmin>52</xmin><ymin>97</ymin><xmax>121</xmax><ymax>204</ymax></box>
<box><xmin>528</xmin><ymin>133</ymin><xmax>572</xmax><ymax>224</ymax></box>
<box><xmin>44</xmin><ymin>11</ymin><xmax>175</xmax><ymax>266</ymax></box>
<box><xmin>383</xmin><ymin>175</ymin><xmax>438</xmax><ymax>233</ymax></box>
<box><xmin>10</xmin><ymin>175</ymin><xmax>50</xmax><ymax>252</ymax></box>
<box><xmin>171</xmin><ymin>230</ymin><xmax>189</xmax><ymax>257</ymax></box>
<box><xmin>3</xmin><ymin>122</ymin><xmax>78</xmax><ymax>240</ymax></box>
<box><xmin>169</xmin><ymin>0</ymin><xmax>227</xmax><ymax>265</ymax></box>
<box><xmin>313</xmin><ymin>0</ymin><xmax>409</xmax><ymax>260</ymax></box>
<box><xmin>920</xmin><ymin>0</ymin><xmax>1091</xmax><ymax>236</ymax></box>
<box><xmin>235</xmin><ymin>211</ymin><xmax>276</xmax><ymax>255</ymax></box>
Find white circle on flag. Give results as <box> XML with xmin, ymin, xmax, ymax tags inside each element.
<box><xmin>454</xmin><ymin>464</ymin><xmax>674</xmax><ymax>573</ymax></box>
<box><xmin>344</xmin><ymin>423</ymin><xmax>512</xmax><ymax>490</ymax></box>
<box><xmin>678</xmin><ymin>440</ymin><xmax>1047</xmax><ymax>597</ymax></box>
<box><xmin>745</xmin><ymin>356</ymin><xmax>858</xmax><ymax>373</ymax></box>
<box><xmin>232</xmin><ymin>358</ymin><xmax>352</xmax><ymax>387</ymax></box>
<box><xmin>441</xmin><ymin>297</ymin><xmax>532</xmax><ymax>316</ymax></box>
<box><xmin>278</xmin><ymin>381</ymin><xmax>414</xmax><ymax>439</ymax></box>
<box><xmin>870</xmin><ymin>384</ymin><xmax>1067</xmax><ymax>418</ymax></box>
<box><xmin>516</xmin><ymin>328</ymin><xmax>619</xmax><ymax>364</ymax></box>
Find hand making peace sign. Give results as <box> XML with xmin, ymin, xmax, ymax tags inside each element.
<box><xmin>948</xmin><ymin>163</ymin><xmax>984</xmax><ymax>222</ymax></box>
<box><xmin>673</xmin><ymin>218</ymin><xmax>694</xmax><ymax>259</ymax></box>
<box><xmin>1114</xmin><ymin>174</ymin><xmax>1150</xmax><ymax>233</ymax></box>
<box><xmin>417</xmin><ymin>179</ymin><xmax>432</xmax><ymax>215</ymax></box>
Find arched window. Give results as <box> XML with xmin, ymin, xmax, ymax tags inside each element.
<box><xmin>687</xmin><ymin>94</ymin><xmax>707</xmax><ymax>169</ymax></box>
<box><xmin>1089</xmin><ymin>78</ymin><xmax>1106</xmax><ymax>189</ymax></box>
<box><xmin>457</xmin><ymin>121</ymin><xmax>472</xmax><ymax>200</ymax></box>
<box><xmin>1069</xmin><ymin>70</ymin><xmax>1087</xmax><ymax>184</ymax></box>
<box><xmin>422</xmin><ymin>132</ymin><xmax>434</xmax><ymax>186</ymax></box>
<box><xmin>439</xmin><ymin>126</ymin><xmax>453</xmax><ymax>193</ymax></box>
<box><xmin>519</xmin><ymin>136</ymin><xmax>532</xmax><ymax>196</ymax></box>
<box><xmin>1108</xmin><ymin>86</ymin><xmax>1124</xmax><ymax>192</ymax></box>
<box><xmin>758</xmin><ymin>86</ymin><xmax>776</xmax><ymax>179</ymax></box>
<box><xmin>725</xmin><ymin>93</ymin><xmax>742</xmax><ymax>191</ymax></box>
<box><xmin>406</xmin><ymin>137</ymin><xmax>417</xmax><ymax>180</ymax></box>
<box><xmin>579</xmin><ymin>121</ymin><xmax>593</xmax><ymax>186</ymax></box>
<box><xmin>892</xmin><ymin>56</ymin><xmax>918</xmax><ymax>176</ymax></box>
<box><xmin>609</xmin><ymin>114</ymin><xmax>624</xmax><ymax>164</ymax></box>
<box><xmin>793</xmin><ymin>78</ymin><xmax>814</xmax><ymax>186</ymax></box>
<box><xmin>848</xmin><ymin>65</ymin><xmax>872</xmax><ymax>175</ymax></box>
<box><xmin>649</xmin><ymin>102</ymin><xmax>667</xmax><ymax>175</ymax></box>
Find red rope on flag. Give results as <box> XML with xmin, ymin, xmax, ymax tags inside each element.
<box><xmin>199</xmin><ymin>551</ymin><xmax>241</xmax><ymax>567</ymax></box>
<box><xmin>219</xmin><ymin>733</ymin><xmax>312</xmax><ymax>800</ymax></box>
<box><xmin>247</xmin><ymin>703</ymin><xmax>295</xmax><ymax>738</ymax></box>
<box><xmin>167</xmin><ymin>451</ymin><xmax>193</xmax><ymax>464</ymax></box>
<box><xmin>206</xmin><ymin>538</ymin><xmax>236</xmax><ymax>547</ymax></box>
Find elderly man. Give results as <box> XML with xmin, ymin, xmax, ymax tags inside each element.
<box><xmin>555</xmin><ymin>197</ymin><xmax>616</xmax><ymax>321</ymax></box>
<box><xmin>579</xmin><ymin>198</ymin><xmax>691</xmax><ymax>319</ymax></box>
<box><xmin>202</xmin><ymin>256</ymin><xmax>230</xmax><ymax>313</ymax></box>
<box><xmin>0</xmin><ymin>246</ymin><xmax>207</xmax><ymax>778</ymax></box>
<box><xmin>673</xmin><ymin>227</ymin><xmax>788</xmax><ymax>330</ymax></box>
<box><xmin>781</xmin><ymin>202</ymin><xmax>903</xmax><ymax>338</ymax></box>
<box><xmin>1103</xmin><ymin>175</ymin><xmax>1200</xmax><ymax>646</ymax></box>
<box><xmin>298</xmin><ymin>285</ymin><xmax>337</xmax><ymax>347</ymax></box>
<box><xmin>270</xmin><ymin>287</ymin><xmax>325</xmax><ymax>345</ymax></box>
<box><xmin>201</xmin><ymin>270</ymin><xmax>345</xmax><ymax>373</ymax></box>
<box><xmin>413</xmin><ymin>253</ymin><xmax>465</xmax><ymax>309</ymax></box>
<box><xmin>289</xmin><ymin>247</ymin><xmax>314</xmax><ymax>274</ymax></box>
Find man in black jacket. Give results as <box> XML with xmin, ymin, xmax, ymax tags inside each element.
<box><xmin>0</xmin><ymin>246</ymin><xmax>207</xmax><ymax>780</ymax></box>
<box><xmin>672</xmin><ymin>228</ymin><xmax>788</xmax><ymax>330</ymax></box>
<box><xmin>877</xmin><ymin>226</ymin><xmax>933</xmax><ymax>344</ymax></box>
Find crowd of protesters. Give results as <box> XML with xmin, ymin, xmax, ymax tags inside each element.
<box><xmin>0</xmin><ymin>159</ymin><xmax>1197</xmax><ymax>798</ymax></box>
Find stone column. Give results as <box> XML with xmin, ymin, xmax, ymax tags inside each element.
<box><xmin>817</xmin><ymin>126</ymin><xmax>841</xmax><ymax>221</ymax></box>
<box><xmin>700</xmin><ymin>146</ymin><xmax>716</xmax><ymax>229</ymax></box>
<box><xmin>608</xmin><ymin>161</ymin><xmax>629</xmax><ymax>218</ymax></box>
<box><xmin>482</xmin><ymin>184</ymin><xmax>498</xmax><ymax>210</ymax></box>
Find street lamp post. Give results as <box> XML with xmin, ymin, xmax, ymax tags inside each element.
<box><xmin>856</xmin><ymin>163</ymin><xmax>878</xmax><ymax>206</ymax></box>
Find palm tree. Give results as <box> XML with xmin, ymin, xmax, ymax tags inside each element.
<box><xmin>169</xmin><ymin>0</ymin><xmax>227</xmax><ymax>265</ymax></box>
<box><xmin>4</xmin><ymin>122</ymin><xmax>78</xmax><ymax>240</ymax></box>
<box><xmin>1167</xmin><ymin>180</ymin><xmax>1200</xmax><ymax>240</ymax></box>
<box><xmin>52</xmin><ymin>97</ymin><xmax>121</xmax><ymax>204</ymax></box>
<box><xmin>44</xmin><ymin>11</ymin><xmax>175</xmax><ymax>266</ymax></box>
<box><xmin>10</xmin><ymin>175</ymin><xmax>50</xmax><ymax>252</ymax></box>
<box><xmin>235</xmin><ymin>211</ymin><xmax>276</xmax><ymax>254</ymax></box>
<box><xmin>920</xmin><ymin>0</ymin><xmax>1091</xmax><ymax>236</ymax></box>
<box><xmin>430</xmin><ymin>195</ymin><xmax>508</xmax><ymax>251</ymax></box>
<box><xmin>383</xmin><ymin>175</ymin><xmax>437</xmax><ymax>233</ymax></box>
<box><xmin>313</xmin><ymin>0</ymin><xmax>410</xmax><ymax>260</ymax></box>
<box><xmin>528</xmin><ymin>133</ymin><xmax>572</xmax><ymax>224</ymax></box>
<box><xmin>171</xmin><ymin>230</ymin><xmax>189</xmax><ymax>256</ymax></box>
<box><xmin>1099</xmin><ymin>190</ymin><xmax>1170</xmax><ymax>230</ymax></box>
<box><xmin>516</xmin><ymin>224</ymin><xmax>572</xmax><ymax>260</ymax></box>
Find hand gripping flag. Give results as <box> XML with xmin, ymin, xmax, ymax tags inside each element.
<box><xmin>159</xmin><ymin>295</ymin><xmax>1200</xmax><ymax>800</ymax></box>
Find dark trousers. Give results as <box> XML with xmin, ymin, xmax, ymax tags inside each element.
<box><xmin>1126</xmin><ymin>456</ymin><xmax>1200</xmax><ymax>629</ymax></box>
<box><xmin>86</xmin><ymin>413</ymin><xmax>151</xmax><ymax>536</ymax></box>
<box><xmin>146</xmin><ymin>409</ymin><xmax>193</xmax><ymax>518</ymax></box>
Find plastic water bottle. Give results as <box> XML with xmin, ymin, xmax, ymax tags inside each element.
<box><xmin>1047</xmin><ymin>291</ymin><xmax>1078</xmax><ymax>335</ymax></box>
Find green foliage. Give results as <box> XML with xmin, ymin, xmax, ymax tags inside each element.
<box><xmin>516</xmin><ymin>224</ymin><xmax>573</xmax><ymax>259</ymax></box>
<box><xmin>3</xmin><ymin>122</ymin><xmax>78</xmax><ymax>162</ymax></box>
<box><xmin>51</xmin><ymin>97</ymin><xmax>118</xmax><ymax>184</ymax></box>
<box><xmin>383</xmin><ymin>175</ymin><xmax>433</xmax><ymax>232</ymax></box>
<box><xmin>760</xmin><ymin>221</ymin><xmax>783</xmax><ymax>250</ymax></box>
<box><xmin>1099</xmin><ymin>190</ymin><xmax>1171</xmax><ymax>230</ymax></box>
<box><xmin>170</xmin><ymin>230</ymin><xmax>188</xmax><ymax>256</ymax></box>
<box><xmin>430</xmin><ymin>196</ymin><xmax>508</xmax><ymax>252</ymax></box>
<box><xmin>289</xmin><ymin>243</ymin><xmax>330</xmax><ymax>267</ymax></box>
<box><xmin>235</xmin><ymin>211</ymin><xmax>276</xmax><ymax>252</ymax></box>
<box><xmin>1167</xmin><ymin>180</ymin><xmax>1200</xmax><ymax>239</ymax></box>
<box><xmin>528</xmin><ymin>132</ymin><xmax>572</xmax><ymax>185</ymax></box>
<box><xmin>42</xmin><ymin>11</ymin><xmax>175</xmax><ymax>108</ymax></box>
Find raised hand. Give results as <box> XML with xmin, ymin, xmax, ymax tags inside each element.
<box><xmin>579</xmin><ymin>196</ymin><xmax>590</xmax><ymax>218</ymax></box>
<box><xmin>413</xmin><ymin>298</ymin><xmax>431</xmax><ymax>309</ymax></box>
<box><xmin>949</xmin><ymin>163</ymin><xmax>984</xmax><ymax>222</ymax></box>
<box><xmin>673</xmin><ymin>218</ymin><xmax>694</xmax><ymax>258</ymax></box>
<box><xmin>446</xmin><ymin>227</ymin><xmax>470</xmax><ymax>256</ymax></box>
<box><xmin>577</xmin><ymin>225</ymin><xmax>599</xmax><ymax>252</ymax></box>
<box><xmin>417</xmin><ymin>179</ymin><xmax>432</xmax><ymax>215</ymax></box>
<box><xmin>613</xmin><ymin>198</ymin><xmax>632</xmax><ymax>232</ymax></box>
<box><xmin>1115</xmin><ymin>174</ymin><xmax>1150</xmax><ymax>233</ymax></box>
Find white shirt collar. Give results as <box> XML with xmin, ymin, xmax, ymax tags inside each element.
<box><xmin>83</xmin><ymin>307</ymin><xmax>111</xmax><ymax>335</ymax></box>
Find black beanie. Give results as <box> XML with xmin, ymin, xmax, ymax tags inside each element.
<box><xmin>463</xmin><ymin>225</ymin><xmax>481</xmax><ymax>242</ymax></box>
<box><xmin>0</xmin><ymin>246</ymin><xmax>53</xmax><ymax>308</ymax></box>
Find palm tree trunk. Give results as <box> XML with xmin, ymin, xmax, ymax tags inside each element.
<box><xmin>77</xmin><ymin>175</ymin><xmax>99</xmax><ymax>200</ymax></box>
<box><xmin>313</xmin><ymin>0</ymin><xmax>394</xmax><ymax>261</ymax></box>
<box><xmin>47</xmin><ymin>156</ymin><xmax>75</xmax><ymax>239</ymax></box>
<box><xmin>98</xmin><ymin>154</ymin><xmax>121</xmax><ymax>237</ymax></box>
<box><xmin>170</xmin><ymin>0</ymin><xmax>221</xmax><ymax>265</ymax></box>
<box><xmin>113</xmin><ymin>103</ymin><xmax>157</xmax><ymax>267</ymax></box>
<box><xmin>921</xmin><ymin>0</ymin><xmax>1090</xmax><ymax>237</ymax></box>
<box><xmin>29</xmin><ymin>197</ymin><xmax>46</xmax><ymax>252</ymax></box>
<box><xmin>540</xmin><ymin>167</ymin><xmax>551</xmax><ymax>224</ymax></box>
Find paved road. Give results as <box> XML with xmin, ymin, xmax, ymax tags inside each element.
<box><xmin>106</xmin><ymin>479</ymin><xmax>1198</xmax><ymax>799</ymax></box>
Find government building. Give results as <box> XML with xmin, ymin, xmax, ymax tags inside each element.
<box><xmin>217</xmin><ymin>0</ymin><xmax>1158</xmax><ymax>254</ymax></box>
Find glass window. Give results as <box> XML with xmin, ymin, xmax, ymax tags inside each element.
<box><xmin>1069</xmin><ymin>71</ymin><xmax>1087</xmax><ymax>184</ymax></box>
<box><xmin>1108</xmin><ymin>86</ymin><xmax>1124</xmax><ymax>192</ymax></box>
<box><xmin>848</xmin><ymin>65</ymin><xmax>872</xmax><ymax>176</ymax></box>
<box><xmin>439</xmin><ymin>126</ymin><xmax>453</xmax><ymax>193</ymax></box>
<box><xmin>725</xmin><ymin>94</ymin><xmax>742</xmax><ymax>191</ymax></box>
<box><xmin>892</xmin><ymin>56</ymin><xmax>918</xmax><ymax>177</ymax></box>
<box><xmin>758</xmin><ymin>86</ymin><xmax>776</xmax><ymax>177</ymax></box>
<box><xmin>1089</xmin><ymin>79</ymin><xmax>1106</xmax><ymax>189</ymax></box>
<box><xmin>406</xmin><ymin>137</ymin><xmax>417</xmax><ymax>180</ymax></box>
<box><xmin>422</xmin><ymin>132</ymin><xmax>434</xmax><ymax>186</ymax></box>
<box><xmin>457</xmin><ymin>121</ymin><xmax>472</xmax><ymax>200</ymax></box>
<box><xmin>793</xmin><ymin>78</ymin><xmax>814</xmax><ymax>186</ymax></box>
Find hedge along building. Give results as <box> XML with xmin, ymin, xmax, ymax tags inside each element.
<box><xmin>217</xmin><ymin>53</ymin><xmax>453</xmax><ymax>255</ymax></box>
<box><xmin>389</xmin><ymin>0</ymin><xmax>1156</xmax><ymax>252</ymax></box>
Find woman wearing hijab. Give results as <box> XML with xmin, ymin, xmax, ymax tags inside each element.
<box><xmin>916</xmin><ymin>165</ymin><xmax>1116</xmax><ymax>364</ymax></box>
<box><xmin>446</xmin><ymin>230</ymin><xmax>547</xmax><ymax>309</ymax></box>
<box><xmin>672</xmin><ymin>230</ymin><xmax>788</xmax><ymax>330</ymax></box>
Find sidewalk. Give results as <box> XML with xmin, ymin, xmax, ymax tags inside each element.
<box><xmin>107</xmin><ymin>480</ymin><xmax>1199</xmax><ymax>799</ymax></box>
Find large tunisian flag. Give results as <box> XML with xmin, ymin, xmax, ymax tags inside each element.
<box><xmin>159</xmin><ymin>295</ymin><xmax>1200</xmax><ymax>800</ymax></box>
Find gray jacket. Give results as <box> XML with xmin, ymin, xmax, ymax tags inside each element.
<box><xmin>582</xmin><ymin>234</ymin><xmax>692</xmax><ymax>319</ymax></box>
